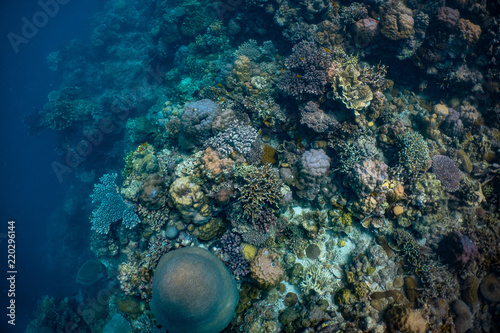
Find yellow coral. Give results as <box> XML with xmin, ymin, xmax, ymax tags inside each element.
<box><xmin>334</xmin><ymin>64</ymin><xmax>373</xmax><ymax>112</ymax></box>
<box><xmin>241</xmin><ymin>243</ymin><xmax>257</xmax><ymax>261</ymax></box>
<box><xmin>169</xmin><ymin>177</ymin><xmax>211</xmax><ymax>225</ymax></box>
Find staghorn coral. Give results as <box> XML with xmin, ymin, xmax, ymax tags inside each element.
<box><xmin>169</xmin><ymin>177</ymin><xmax>211</xmax><ymax>225</ymax></box>
<box><xmin>238</xmin><ymin>164</ymin><xmax>283</xmax><ymax>217</ymax></box>
<box><xmin>278</xmin><ymin>41</ymin><xmax>331</xmax><ymax>100</ymax></box>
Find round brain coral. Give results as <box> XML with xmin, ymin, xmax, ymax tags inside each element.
<box><xmin>151</xmin><ymin>247</ymin><xmax>239</xmax><ymax>333</ymax></box>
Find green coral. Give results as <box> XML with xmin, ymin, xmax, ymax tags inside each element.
<box><xmin>393</xmin><ymin>229</ymin><xmax>427</xmax><ymax>276</ymax></box>
<box><xmin>396</xmin><ymin>131</ymin><xmax>430</xmax><ymax>179</ymax></box>
<box><xmin>336</xmin><ymin>141</ymin><xmax>361</xmax><ymax>173</ymax></box>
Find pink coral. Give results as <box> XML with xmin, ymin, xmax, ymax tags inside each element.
<box><xmin>201</xmin><ymin>147</ymin><xmax>234</xmax><ymax>177</ymax></box>
<box><xmin>250</xmin><ymin>249</ymin><xmax>284</xmax><ymax>288</ymax></box>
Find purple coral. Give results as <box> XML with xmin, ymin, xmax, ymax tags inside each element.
<box><xmin>437</xmin><ymin>232</ymin><xmax>478</xmax><ymax>265</ymax></box>
<box><xmin>298</xmin><ymin>149</ymin><xmax>331</xmax><ymax>200</ymax></box>
<box><xmin>278</xmin><ymin>41</ymin><xmax>331</xmax><ymax>100</ymax></box>
<box><xmin>441</xmin><ymin>108</ymin><xmax>464</xmax><ymax>139</ymax></box>
<box><xmin>252</xmin><ymin>209</ymin><xmax>277</xmax><ymax>234</ymax></box>
<box><xmin>179</xmin><ymin>99</ymin><xmax>221</xmax><ymax>150</ymax></box>
<box><xmin>432</xmin><ymin>155</ymin><xmax>464</xmax><ymax>192</ymax></box>
<box><xmin>300</xmin><ymin>101</ymin><xmax>336</xmax><ymax>133</ymax></box>
<box><xmin>220</xmin><ymin>232</ymin><xmax>250</xmax><ymax>277</ymax></box>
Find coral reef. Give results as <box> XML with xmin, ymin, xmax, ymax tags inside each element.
<box><xmin>29</xmin><ymin>0</ymin><xmax>500</xmax><ymax>331</ymax></box>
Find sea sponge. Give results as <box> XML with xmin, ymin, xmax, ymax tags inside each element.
<box><xmin>151</xmin><ymin>247</ymin><xmax>239</xmax><ymax>333</ymax></box>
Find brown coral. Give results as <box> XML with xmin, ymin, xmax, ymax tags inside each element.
<box><xmin>381</xmin><ymin>4</ymin><xmax>415</xmax><ymax>40</ymax></box>
<box><xmin>457</xmin><ymin>18</ymin><xmax>481</xmax><ymax>44</ymax></box>
<box><xmin>250</xmin><ymin>249</ymin><xmax>284</xmax><ymax>288</ymax></box>
<box><xmin>169</xmin><ymin>177</ymin><xmax>211</xmax><ymax>225</ymax></box>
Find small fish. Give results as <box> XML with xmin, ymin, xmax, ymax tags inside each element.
<box><xmin>280</xmin><ymin>68</ymin><xmax>283</xmax><ymax>74</ymax></box>
<box><xmin>259</xmin><ymin>100</ymin><xmax>264</xmax><ymax>104</ymax></box>
<box><xmin>299</xmin><ymin>57</ymin><xmax>305</xmax><ymax>60</ymax></box>
<box><xmin>219</xmin><ymin>98</ymin><xmax>225</xmax><ymax>101</ymax></box>
<box><xmin>296</xmin><ymin>75</ymin><xmax>302</xmax><ymax>78</ymax></box>
<box><xmin>325</xmin><ymin>47</ymin><xmax>331</xmax><ymax>53</ymax></box>
<box><xmin>217</xmin><ymin>83</ymin><xmax>223</xmax><ymax>87</ymax></box>
<box><xmin>264</xmin><ymin>121</ymin><xmax>270</xmax><ymax>127</ymax></box>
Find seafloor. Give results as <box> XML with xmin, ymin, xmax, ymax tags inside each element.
<box><xmin>25</xmin><ymin>0</ymin><xmax>500</xmax><ymax>332</ymax></box>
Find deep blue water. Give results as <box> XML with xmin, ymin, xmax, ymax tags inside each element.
<box><xmin>0</xmin><ymin>1</ymin><xmax>102</xmax><ymax>331</ymax></box>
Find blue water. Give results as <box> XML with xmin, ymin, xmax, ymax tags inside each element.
<box><xmin>0</xmin><ymin>1</ymin><xmax>102</xmax><ymax>331</ymax></box>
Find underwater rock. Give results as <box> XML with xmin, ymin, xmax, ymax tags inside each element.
<box><xmin>76</xmin><ymin>259</ymin><xmax>105</xmax><ymax>285</ymax></box>
<box><xmin>452</xmin><ymin>300</ymin><xmax>473</xmax><ymax>333</ymax></box>
<box><xmin>151</xmin><ymin>247</ymin><xmax>239</xmax><ymax>333</ymax></box>
<box><xmin>479</xmin><ymin>274</ymin><xmax>500</xmax><ymax>303</ymax></box>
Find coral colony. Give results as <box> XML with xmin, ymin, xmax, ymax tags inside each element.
<box><xmin>27</xmin><ymin>0</ymin><xmax>500</xmax><ymax>332</ymax></box>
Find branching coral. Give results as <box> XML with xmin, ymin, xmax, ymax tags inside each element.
<box><xmin>90</xmin><ymin>173</ymin><xmax>140</xmax><ymax>234</ymax></box>
<box><xmin>238</xmin><ymin>164</ymin><xmax>283</xmax><ymax>217</ymax></box>
<box><xmin>206</xmin><ymin>120</ymin><xmax>258</xmax><ymax>157</ymax></box>
<box><xmin>395</xmin><ymin>131</ymin><xmax>430</xmax><ymax>179</ymax></box>
<box><xmin>278</xmin><ymin>41</ymin><xmax>331</xmax><ymax>100</ymax></box>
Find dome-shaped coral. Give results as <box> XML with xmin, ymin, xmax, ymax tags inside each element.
<box><xmin>151</xmin><ymin>247</ymin><xmax>239</xmax><ymax>333</ymax></box>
